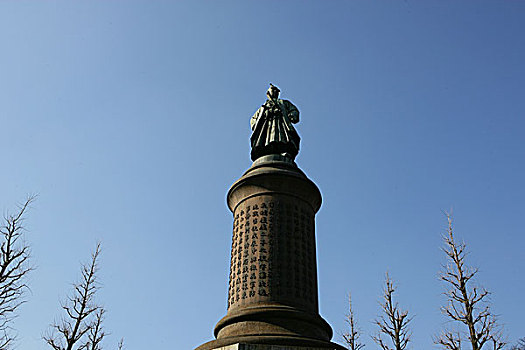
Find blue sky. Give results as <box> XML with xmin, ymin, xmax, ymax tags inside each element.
<box><xmin>1</xmin><ymin>1</ymin><xmax>524</xmax><ymax>349</ymax></box>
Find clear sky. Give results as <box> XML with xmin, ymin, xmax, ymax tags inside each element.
<box><xmin>1</xmin><ymin>1</ymin><xmax>524</xmax><ymax>349</ymax></box>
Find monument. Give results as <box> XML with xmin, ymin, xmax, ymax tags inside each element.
<box><xmin>195</xmin><ymin>85</ymin><xmax>344</xmax><ymax>350</ymax></box>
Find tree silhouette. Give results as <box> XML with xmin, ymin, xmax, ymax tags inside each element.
<box><xmin>44</xmin><ymin>243</ymin><xmax>106</xmax><ymax>350</ymax></box>
<box><xmin>435</xmin><ymin>214</ymin><xmax>505</xmax><ymax>350</ymax></box>
<box><xmin>342</xmin><ymin>293</ymin><xmax>365</xmax><ymax>350</ymax></box>
<box><xmin>372</xmin><ymin>273</ymin><xmax>412</xmax><ymax>350</ymax></box>
<box><xmin>0</xmin><ymin>196</ymin><xmax>35</xmax><ymax>348</ymax></box>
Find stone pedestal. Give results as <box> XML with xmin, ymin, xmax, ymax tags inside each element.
<box><xmin>196</xmin><ymin>156</ymin><xmax>344</xmax><ymax>350</ymax></box>
<box><xmin>211</xmin><ymin>343</ymin><xmax>338</xmax><ymax>350</ymax></box>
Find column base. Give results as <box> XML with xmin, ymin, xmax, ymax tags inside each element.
<box><xmin>196</xmin><ymin>337</ymin><xmax>346</xmax><ymax>350</ymax></box>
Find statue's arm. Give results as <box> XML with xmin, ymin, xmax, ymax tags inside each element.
<box><xmin>285</xmin><ymin>100</ymin><xmax>299</xmax><ymax>124</ymax></box>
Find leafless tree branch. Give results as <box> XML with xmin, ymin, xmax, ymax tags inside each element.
<box><xmin>372</xmin><ymin>273</ymin><xmax>412</xmax><ymax>350</ymax></box>
<box><xmin>44</xmin><ymin>243</ymin><xmax>105</xmax><ymax>350</ymax></box>
<box><xmin>86</xmin><ymin>308</ymin><xmax>105</xmax><ymax>350</ymax></box>
<box><xmin>116</xmin><ymin>338</ymin><xmax>124</xmax><ymax>350</ymax></box>
<box><xmin>0</xmin><ymin>196</ymin><xmax>36</xmax><ymax>348</ymax></box>
<box><xmin>435</xmin><ymin>213</ymin><xmax>506</xmax><ymax>350</ymax></box>
<box><xmin>510</xmin><ymin>338</ymin><xmax>525</xmax><ymax>350</ymax></box>
<box><xmin>341</xmin><ymin>293</ymin><xmax>365</xmax><ymax>350</ymax></box>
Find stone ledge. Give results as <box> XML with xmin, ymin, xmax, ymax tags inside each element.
<box><xmin>212</xmin><ymin>344</ymin><xmax>340</xmax><ymax>350</ymax></box>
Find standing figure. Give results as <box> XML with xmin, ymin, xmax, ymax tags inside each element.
<box><xmin>250</xmin><ymin>84</ymin><xmax>300</xmax><ymax>161</ymax></box>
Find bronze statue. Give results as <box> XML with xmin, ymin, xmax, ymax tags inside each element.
<box><xmin>250</xmin><ymin>84</ymin><xmax>300</xmax><ymax>161</ymax></box>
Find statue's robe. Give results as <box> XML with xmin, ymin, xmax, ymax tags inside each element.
<box><xmin>250</xmin><ymin>98</ymin><xmax>300</xmax><ymax>161</ymax></box>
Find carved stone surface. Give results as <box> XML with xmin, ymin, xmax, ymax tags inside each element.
<box><xmin>195</xmin><ymin>159</ymin><xmax>345</xmax><ymax>350</ymax></box>
<box><xmin>227</xmin><ymin>196</ymin><xmax>317</xmax><ymax>312</ymax></box>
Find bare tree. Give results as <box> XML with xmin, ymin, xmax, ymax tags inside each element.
<box><xmin>44</xmin><ymin>243</ymin><xmax>106</xmax><ymax>350</ymax></box>
<box><xmin>0</xmin><ymin>196</ymin><xmax>36</xmax><ymax>348</ymax></box>
<box><xmin>435</xmin><ymin>214</ymin><xmax>506</xmax><ymax>350</ymax></box>
<box><xmin>86</xmin><ymin>308</ymin><xmax>106</xmax><ymax>350</ymax></box>
<box><xmin>510</xmin><ymin>338</ymin><xmax>525</xmax><ymax>350</ymax></box>
<box><xmin>372</xmin><ymin>273</ymin><xmax>412</xmax><ymax>350</ymax></box>
<box><xmin>342</xmin><ymin>293</ymin><xmax>365</xmax><ymax>350</ymax></box>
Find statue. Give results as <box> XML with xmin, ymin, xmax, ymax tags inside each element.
<box><xmin>250</xmin><ymin>84</ymin><xmax>300</xmax><ymax>161</ymax></box>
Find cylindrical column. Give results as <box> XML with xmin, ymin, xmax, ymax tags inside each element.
<box><xmin>227</xmin><ymin>171</ymin><xmax>320</xmax><ymax>314</ymax></box>
<box><xmin>194</xmin><ymin>159</ymin><xmax>345</xmax><ymax>350</ymax></box>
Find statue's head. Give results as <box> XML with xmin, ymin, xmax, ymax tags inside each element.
<box><xmin>267</xmin><ymin>84</ymin><xmax>280</xmax><ymax>99</ymax></box>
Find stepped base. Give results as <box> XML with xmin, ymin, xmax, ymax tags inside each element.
<box><xmin>209</xmin><ymin>343</ymin><xmax>340</xmax><ymax>350</ymax></box>
<box><xmin>196</xmin><ymin>337</ymin><xmax>346</xmax><ymax>350</ymax></box>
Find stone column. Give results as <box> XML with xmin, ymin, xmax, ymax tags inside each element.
<box><xmin>196</xmin><ymin>156</ymin><xmax>344</xmax><ymax>350</ymax></box>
